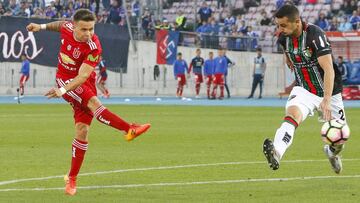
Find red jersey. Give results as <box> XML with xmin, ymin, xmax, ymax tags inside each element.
<box><xmin>56</xmin><ymin>22</ymin><xmax>102</xmax><ymax>80</ymax></box>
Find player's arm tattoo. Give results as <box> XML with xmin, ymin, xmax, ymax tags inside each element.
<box><xmin>45</xmin><ymin>21</ymin><xmax>66</xmax><ymax>32</ymax></box>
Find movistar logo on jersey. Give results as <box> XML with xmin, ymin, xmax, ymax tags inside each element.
<box><xmin>87</xmin><ymin>54</ymin><xmax>99</xmax><ymax>62</ymax></box>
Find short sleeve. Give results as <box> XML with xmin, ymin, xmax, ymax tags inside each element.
<box><xmin>60</xmin><ymin>21</ymin><xmax>73</xmax><ymax>34</ymax></box>
<box><xmin>83</xmin><ymin>49</ymin><xmax>101</xmax><ymax>68</ymax></box>
<box><xmin>310</xmin><ymin>27</ymin><xmax>332</xmax><ymax>57</ymax></box>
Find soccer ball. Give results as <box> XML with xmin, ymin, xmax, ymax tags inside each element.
<box><xmin>321</xmin><ymin>119</ymin><xmax>350</xmax><ymax>146</ymax></box>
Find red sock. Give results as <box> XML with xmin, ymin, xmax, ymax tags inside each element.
<box><xmin>195</xmin><ymin>84</ymin><xmax>200</xmax><ymax>95</ymax></box>
<box><xmin>94</xmin><ymin>105</ymin><xmax>130</xmax><ymax>132</ymax></box>
<box><xmin>179</xmin><ymin>86</ymin><xmax>183</xmax><ymax>96</ymax></box>
<box><xmin>220</xmin><ymin>85</ymin><xmax>224</xmax><ymax>97</ymax></box>
<box><xmin>68</xmin><ymin>139</ymin><xmax>88</xmax><ymax>178</ymax></box>
<box><xmin>20</xmin><ymin>85</ymin><xmax>24</xmax><ymax>95</ymax></box>
<box><xmin>212</xmin><ymin>85</ymin><xmax>217</xmax><ymax>97</ymax></box>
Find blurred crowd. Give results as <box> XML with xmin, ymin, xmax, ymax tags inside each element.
<box><xmin>0</xmin><ymin>0</ymin><xmax>141</xmax><ymax>26</ymax></box>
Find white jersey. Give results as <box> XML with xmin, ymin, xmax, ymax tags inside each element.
<box><xmin>254</xmin><ymin>56</ymin><xmax>265</xmax><ymax>75</ymax></box>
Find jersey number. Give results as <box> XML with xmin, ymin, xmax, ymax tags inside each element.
<box><xmin>338</xmin><ymin>109</ymin><xmax>345</xmax><ymax>121</ymax></box>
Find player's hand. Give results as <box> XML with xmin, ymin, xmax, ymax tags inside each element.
<box><xmin>319</xmin><ymin>97</ymin><xmax>332</xmax><ymax>121</ymax></box>
<box><xmin>44</xmin><ymin>88</ymin><xmax>62</xmax><ymax>99</ymax></box>
<box><xmin>26</xmin><ymin>23</ymin><xmax>41</xmax><ymax>32</ymax></box>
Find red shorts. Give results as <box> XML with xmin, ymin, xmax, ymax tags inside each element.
<box><xmin>176</xmin><ymin>74</ymin><xmax>186</xmax><ymax>86</ymax></box>
<box><xmin>205</xmin><ymin>75</ymin><xmax>213</xmax><ymax>86</ymax></box>
<box><xmin>56</xmin><ymin>76</ymin><xmax>97</xmax><ymax>125</ymax></box>
<box><xmin>97</xmin><ymin>76</ymin><xmax>107</xmax><ymax>84</ymax></box>
<box><xmin>213</xmin><ymin>73</ymin><xmax>224</xmax><ymax>85</ymax></box>
<box><xmin>19</xmin><ymin>74</ymin><xmax>29</xmax><ymax>85</ymax></box>
<box><xmin>194</xmin><ymin>74</ymin><xmax>203</xmax><ymax>84</ymax></box>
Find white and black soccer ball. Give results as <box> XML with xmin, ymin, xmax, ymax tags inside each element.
<box><xmin>321</xmin><ymin>119</ymin><xmax>350</xmax><ymax>146</ymax></box>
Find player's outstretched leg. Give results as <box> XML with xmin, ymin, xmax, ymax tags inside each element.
<box><xmin>263</xmin><ymin>112</ymin><xmax>300</xmax><ymax>170</ymax></box>
<box><xmin>323</xmin><ymin>144</ymin><xmax>343</xmax><ymax>174</ymax></box>
<box><xmin>88</xmin><ymin>97</ymin><xmax>151</xmax><ymax>141</ymax></box>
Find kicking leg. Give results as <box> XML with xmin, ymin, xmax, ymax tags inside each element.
<box><xmin>87</xmin><ymin>96</ymin><xmax>150</xmax><ymax>141</ymax></box>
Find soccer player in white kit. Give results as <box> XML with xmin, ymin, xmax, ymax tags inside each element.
<box><xmin>263</xmin><ymin>5</ymin><xmax>350</xmax><ymax>174</ymax></box>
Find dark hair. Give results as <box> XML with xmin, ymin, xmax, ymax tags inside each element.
<box><xmin>275</xmin><ymin>5</ymin><xmax>299</xmax><ymax>22</ymax></box>
<box><xmin>196</xmin><ymin>48</ymin><xmax>201</xmax><ymax>52</ymax></box>
<box><xmin>338</xmin><ymin>56</ymin><xmax>343</xmax><ymax>59</ymax></box>
<box><xmin>73</xmin><ymin>9</ymin><xmax>96</xmax><ymax>22</ymax></box>
<box><xmin>177</xmin><ymin>52</ymin><xmax>182</xmax><ymax>56</ymax></box>
<box><xmin>256</xmin><ymin>47</ymin><xmax>262</xmax><ymax>52</ymax></box>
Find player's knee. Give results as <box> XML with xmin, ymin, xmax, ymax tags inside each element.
<box><xmin>87</xmin><ymin>96</ymin><xmax>102</xmax><ymax>112</ymax></box>
<box><xmin>286</xmin><ymin>105</ymin><xmax>303</xmax><ymax>124</ymax></box>
<box><xmin>75</xmin><ymin>123</ymin><xmax>89</xmax><ymax>141</ymax></box>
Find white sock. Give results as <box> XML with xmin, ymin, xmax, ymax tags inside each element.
<box><xmin>329</xmin><ymin>144</ymin><xmax>344</xmax><ymax>156</ymax></box>
<box><xmin>273</xmin><ymin>122</ymin><xmax>296</xmax><ymax>159</ymax></box>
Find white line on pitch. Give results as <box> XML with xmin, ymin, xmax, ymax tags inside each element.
<box><xmin>1</xmin><ymin>174</ymin><xmax>360</xmax><ymax>192</ymax></box>
<box><xmin>1</xmin><ymin>158</ymin><xmax>360</xmax><ymax>187</ymax></box>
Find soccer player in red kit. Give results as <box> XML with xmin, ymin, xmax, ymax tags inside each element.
<box><xmin>96</xmin><ymin>57</ymin><xmax>110</xmax><ymax>98</ymax></box>
<box><xmin>18</xmin><ymin>54</ymin><xmax>30</xmax><ymax>97</ymax></box>
<box><xmin>188</xmin><ymin>49</ymin><xmax>204</xmax><ymax>98</ymax></box>
<box><xmin>26</xmin><ymin>9</ymin><xmax>150</xmax><ymax>196</ymax></box>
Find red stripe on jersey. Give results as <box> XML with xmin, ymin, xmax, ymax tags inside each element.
<box><xmin>301</xmin><ymin>67</ymin><xmax>317</xmax><ymax>95</ymax></box>
<box><xmin>292</xmin><ymin>37</ymin><xmax>302</xmax><ymax>62</ymax></box>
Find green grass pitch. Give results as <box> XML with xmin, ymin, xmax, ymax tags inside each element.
<box><xmin>0</xmin><ymin>104</ymin><xmax>359</xmax><ymax>202</ymax></box>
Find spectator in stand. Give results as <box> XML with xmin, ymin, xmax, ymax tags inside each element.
<box><xmin>349</xmin><ymin>10</ymin><xmax>359</xmax><ymax>30</ymax></box>
<box><xmin>260</xmin><ymin>11</ymin><xmax>271</xmax><ymax>26</ymax></box>
<box><xmin>106</xmin><ymin>0</ymin><xmax>122</xmax><ymax>25</ymax></box>
<box><xmin>235</xmin><ymin>14</ymin><xmax>244</xmax><ymax>28</ymax></box>
<box><xmin>0</xmin><ymin>3</ymin><xmax>5</xmax><ymax>15</ymax></box>
<box><xmin>141</xmin><ymin>10</ymin><xmax>152</xmax><ymax>39</ymax></box>
<box><xmin>198</xmin><ymin>1</ymin><xmax>212</xmax><ymax>24</ymax></box>
<box><xmin>54</xmin><ymin>0</ymin><xmax>63</xmax><ymax>13</ymax></box>
<box><xmin>175</xmin><ymin>10</ymin><xmax>186</xmax><ymax>31</ymax></box>
<box><xmin>327</xmin><ymin>17</ymin><xmax>338</xmax><ymax>31</ymax></box>
<box><xmin>45</xmin><ymin>5</ymin><xmax>56</xmax><ymax>19</ymax></box>
<box><xmin>247</xmin><ymin>26</ymin><xmax>259</xmax><ymax>50</ymax></box>
<box><xmin>32</xmin><ymin>0</ymin><xmax>41</xmax><ymax>9</ymax></box>
<box><xmin>224</xmin><ymin>13</ymin><xmax>235</xmax><ymax>33</ymax></box>
<box><xmin>132</xmin><ymin>0</ymin><xmax>140</xmax><ymax>17</ymax></box>
<box><xmin>16</xmin><ymin>1</ymin><xmax>29</xmax><ymax>17</ymax></box>
<box><xmin>336</xmin><ymin>56</ymin><xmax>348</xmax><ymax>82</ymax></box>
<box><xmin>217</xmin><ymin>0</ymin><xmax>225</xmax><ymax>8</ymax></box>
<box><xmin>341</xmin><ymin>1</ymin><xmax>353</xmax><ymax>15</ymax></box>
<box><xmin>158</xmin><ymin>19</ymin><xmax>171</xmax><ymax>30</ymax></box>
<box><xmin>237</xmin><ymin>20</ymin><xmax>247</xmax><ymax>34</ymax></box>
<box><xmin>208</xmin><ymin>18</ymin><xmax>220</xmax><ymax>49</ymax></box>
<box><xmin>62</xmin><ymin>7</ymin><xmax>74</xmax><ymax>19</ymax></box>
<box><xmin>315</xmin><ymin>13</ymin><xmax>329</xmax><ymax>30</ymax></box>
<box><xmin>7</xmin><ymin>0</ymin><xmax>19</xmax><ymax>15</ymax></box>
<box><xmin>349</xmin><ymin>0</ymin><xmax>357</xmax><ymax>12</ymax></box>
<box><xmin>196</xmin><ymin>20</ymin><xmax>210</xmax><ymax>48</ymax></box>
<box><xmin>338</xmin><ymin>16</ymin><xmax>353</xmax><ymax>32</ymax></box>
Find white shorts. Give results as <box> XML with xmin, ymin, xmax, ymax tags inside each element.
<box><xmin>285</xmin><ymin>86</ymin><xmax>346</xmax><ymax>123</ymax></box>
